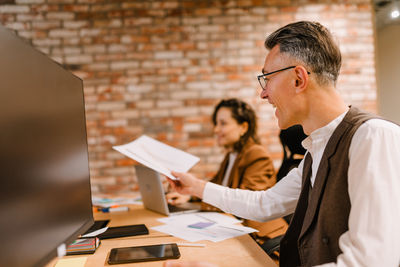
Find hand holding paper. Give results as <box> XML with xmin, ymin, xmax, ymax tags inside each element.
<box><xmin>169</xmin><ymin>171</ymin><xmax>207</xmax><ymax>199</ymax></box>
<box><xmin>113</xmin><ymin>135</ymin><xmax>200</xmax><ymax>180</ymax></box>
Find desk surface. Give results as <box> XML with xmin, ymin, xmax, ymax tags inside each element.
<box><xmin>47</xmin><ymin>204</ymin><xmax>277</xmax><ymax>267</ymax></box>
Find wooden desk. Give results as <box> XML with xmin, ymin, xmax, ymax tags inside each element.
<box><xmin>47</xmin><ymin>204</ymin><xmax>277</xmax><ymax>267</ymax></box>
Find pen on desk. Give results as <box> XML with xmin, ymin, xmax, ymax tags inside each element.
<box><xmin>109</xmin><ymin>206</ymin><xmax>129</xmax><ymax>213</ymax></box>
<box><xmin>96</xmin><ymin>205</ymin><xmax>118</xmax><ymax>212</ymax></box>
<box><xmin>176</xmin><ymin>243</ymin><xmax>206</xmax><ymax>247</ymax></box>
<box><xmin>99</xmin><ymin>206</ymin><xmax>129</xmax><ymax>213</ymax></box>
<box><xmin>217</xmin><ymin>225</ymin><xmax>245</xmax><ymax>232</ymax></box>
<box><xmin>195</xmin><ymin>214</ymin><xmax>216</xmax><ymax>223</ymax></box>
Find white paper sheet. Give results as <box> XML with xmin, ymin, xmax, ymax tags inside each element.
<box><xmin>113</xmin><ymin>135</ymin><xmax>200</xmax><ymax>180</ymax></box>
<box><xmin>152</xmin><ymin>224</ymin><xmax>205</xmax><ymax>242</ymax></box>
<box><xmin>81</xmin><ymin>227</ymin><xmax>108</xmax><ymax>238</ymax></box>
<box><xmin>152</xmin><ymin>222</ymin><xmax>256</xmax><ymax>243</ymax></box>
<box><xmin>157</xmin><ymin>212</ymin><xmax>242</xmax><ymax>225</ymax></box>
<box><xmin>152</xmin><ymin>212</ymin><xmax>256</xmax><ymax>242</ymax></box>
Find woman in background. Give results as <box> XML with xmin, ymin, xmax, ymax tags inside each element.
<box><xmin>167</xmin><ymin>98</ymin><xmax>287</xmax><ymax>242</ymax></box>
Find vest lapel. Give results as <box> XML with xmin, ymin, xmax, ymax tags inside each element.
<box><xmin>280</xmin><ymin>153</ymin><xmax>313</xmax><ymax>266</ymax></box>
<box><xmin>299</xmin><ymin>108</ymin><xmax>358</xmax><ymax>239</ymax></box>
<box><xmin>299</xmin><ymin>154</ymin><xmax>329</xmax><ymax>239</ymax></box>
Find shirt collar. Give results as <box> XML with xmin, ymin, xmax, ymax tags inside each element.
<box><xmin>302</xmin><ymin>108</ymin><xmax>349</xmax><ymax>152</ymax></box>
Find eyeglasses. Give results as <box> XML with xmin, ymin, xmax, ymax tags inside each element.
<box><xmin>257</xmin><ymin>66</ymin><xmax>295</xmax><ymax>90</ymax></box>
<box><xmin>257</xmin><ymin>66</ymin><xmax>310</xmax><ymax>90</ymax></box>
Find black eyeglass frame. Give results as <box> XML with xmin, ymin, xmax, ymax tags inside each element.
<box><xmin>257</xmin><ymin>66</ymin><xmax>310</xmax><ymax>90</ymax></box>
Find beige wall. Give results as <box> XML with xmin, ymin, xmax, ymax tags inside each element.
<box><xmin>377</xmin><ymin>24</ymin><xmax>400</xmax><ymax>124</ymax></box>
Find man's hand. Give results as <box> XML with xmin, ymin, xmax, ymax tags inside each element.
<box><xmin>166</xmin><ymin>192</ymin><xmax>191</xmax><ymax>205</ymax></box>
<box><xmin>167</xmin><ymin>171</ymin><xmax>207</xmax><ymax>199</ymax></box>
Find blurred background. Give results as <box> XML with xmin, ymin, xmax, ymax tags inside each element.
<box><xmin>1</xmin><ymin>0</ymin><xmax>398</xmax><ymax>194</ymax></box>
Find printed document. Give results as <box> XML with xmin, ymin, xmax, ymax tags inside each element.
<box><xmin>113</xmin><ymin>135</ymin><xmax>200</xmax><ymax>180</ymax></box>
<box><xmin>152</xmin><ymin>212</ymin><xmax>257</xmax><ymax>242</ymax></box>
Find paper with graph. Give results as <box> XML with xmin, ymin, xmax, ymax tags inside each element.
<box><xmin>152</xmin><ymin>212</ymin><xmax>257</xmax><ymax>242</ymax></box>
<box><xmin>113</xmin><ymin>135</ymin><xmax>200</xmax><ymax>180</ymax></box>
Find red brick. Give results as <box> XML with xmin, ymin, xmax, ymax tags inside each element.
<box><xmin>3</xmin><ymin>0</ymin><xmax>376</xmax><ymax>195</ymax></box>
<box><xmin>0</xmin><ymin>5</ymin><xmax>29</xmax><ymax>13</ymax></box>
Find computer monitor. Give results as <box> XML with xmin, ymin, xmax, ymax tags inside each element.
<box><xmin>0</xmin><ymin>25</ymin><xmax>94</xmax><ymax>266</ymax></box>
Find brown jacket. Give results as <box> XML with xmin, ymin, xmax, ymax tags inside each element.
<box><xmin>202</xmin><ymin>139</ymin><xmax>288</xmax><ymax>239</ymax></box>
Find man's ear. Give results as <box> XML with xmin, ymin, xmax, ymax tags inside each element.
<box><xmin>294</xmin><ymin>66</ymin><xmax>309</xmax><ymax>94</ymax></box>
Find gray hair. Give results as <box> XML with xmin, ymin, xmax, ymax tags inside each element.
<box><xmin>265</xmin><ymin>21</ymin><xmax>341</xmax><ymax>86</ymax></box>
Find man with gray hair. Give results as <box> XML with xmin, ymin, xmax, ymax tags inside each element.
<box><xmin>165</xmin><ymin>21</ymin><xmax>400</xmax><ymax>267</ymax></box>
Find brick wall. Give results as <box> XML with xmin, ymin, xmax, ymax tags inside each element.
<box><xmin>0</xmin><ymin>0</ymin><xmax>377</xmax><ymax>194</ymax></box>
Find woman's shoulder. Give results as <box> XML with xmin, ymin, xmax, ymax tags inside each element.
<box><xmin>241</xmin><ymin>141</ymin><xmax>270</xmax><ymax>159</ymax></box>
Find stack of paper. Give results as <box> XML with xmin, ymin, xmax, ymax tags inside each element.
<box><xmin>113</xmin><ymin>135</ymin><xmax>200</xmax><ymax>180</ymax></box>
<box><xmin>152</xmin><ymin>212</ymin><xmax>257</xmax><ymax>242</ymax></box>
<box><xmin>66</xmin><ymin>237</ymin><xmax>100</xmax><ymax>255</ymax></box>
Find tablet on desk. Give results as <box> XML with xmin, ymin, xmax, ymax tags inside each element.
<box><xmin>108</xmin><ymin>243</ymin><xmax>180</xmax><ymax>264</ymax></box>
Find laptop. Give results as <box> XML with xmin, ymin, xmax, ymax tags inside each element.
<box><xmin>135</xmin><ymin>165</ymin><xmax>201</xmax><ymax>216</ymax></box>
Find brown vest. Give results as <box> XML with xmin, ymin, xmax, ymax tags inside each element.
<box><xmin>280</xmin><ymin>107</ymin><xmax>378</xmax><ymax>267</ymax></box>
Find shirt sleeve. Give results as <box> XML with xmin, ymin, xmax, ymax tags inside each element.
<box><xmin>317</xmin><ymin>119</ymin><xmax>400</xmax><ymax>267</ymax></box>
<box><xmin>203</xmin><ymin>160</ymin><xmax>303</xmax><ymax>222</ymax></box>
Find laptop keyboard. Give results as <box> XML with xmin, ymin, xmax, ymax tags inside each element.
<box><xmin>168</xmin><ymin>204</ymin><xmax>189</xmax><ymax>212</ymax></box>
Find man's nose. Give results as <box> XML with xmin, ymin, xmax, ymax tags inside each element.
<box><xmin>260</xmin><ymin>88</ymin><xmax>268</xmax><ymax>99</ymax></box>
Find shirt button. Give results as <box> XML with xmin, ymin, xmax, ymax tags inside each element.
<box><xmin>322</xmin><ymin>237</ymin><xmax>329</xmax><ymax>244</ymax></box>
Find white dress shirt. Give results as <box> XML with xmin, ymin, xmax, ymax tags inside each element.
<box><xmin>203</xmin><ymin>110</ymin><xmax>400</xmax><ymax>267</ymax></box>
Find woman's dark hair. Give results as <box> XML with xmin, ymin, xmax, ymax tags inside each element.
<box><xmin>212</xmin><ymin>98</ymin><xmax>260</xmax><ymax>152</ymax></box>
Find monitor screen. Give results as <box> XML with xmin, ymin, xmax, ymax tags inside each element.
<box><xmin>0</xmin><ymin>25</ymin><xmax>94</xmax><ymax>266</ymax></box>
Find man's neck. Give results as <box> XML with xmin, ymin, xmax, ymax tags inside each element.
<box><xmin>301</xmin><ymin>87</ymin><xmax>348</xmax><ymax>135</ymax></box>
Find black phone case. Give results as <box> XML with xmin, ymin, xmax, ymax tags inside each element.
<box><xmin>97</xmin><ymin>224</ymin><xmax>148</xmax><ymax>239</ymax></box>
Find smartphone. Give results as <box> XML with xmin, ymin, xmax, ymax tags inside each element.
<box><xmin>97</xmin><ymin>224</ymin><xmax>148</xmax><ymax>239</ymax></box>
<box><xmin>108</xmin><ymin>243</ymin><xmax>180</xmax><ymax>264</ymax></box>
